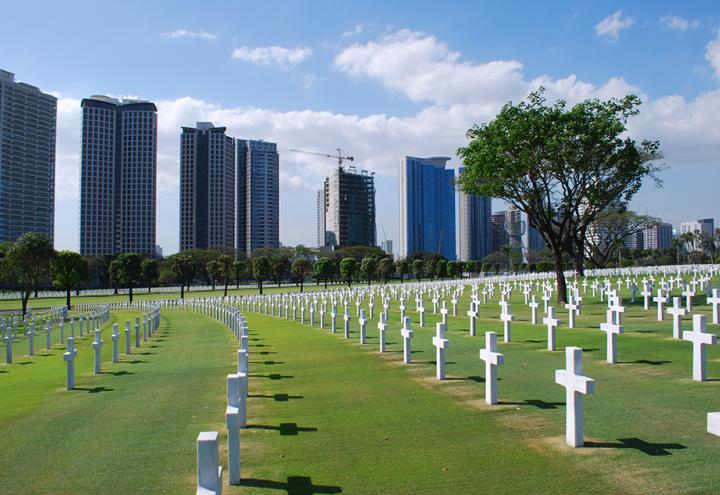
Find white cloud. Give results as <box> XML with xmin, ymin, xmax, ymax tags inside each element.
<box><xmin>706</xmin><ymin>29</ymin><xmax>720</xmax><ymax>79</ymax></box>
<box><xmin>160</xmin><ymin>29</ymin><xmax>218</xmax><ymax>40</ymax></box>
<box><xmin>659</xmin><ymin>16</ymin><xmax>699</xmax><ymax>31</ymax></box>
<box><xmin>595</xmin><ymin>10</ymin><xmax>634</xmax><ymax>41</ymax></box>
<box><xmin>231</xmin><ymin>45</ymin><xmax>312</xmax><ymax>68</ymax></box>
<box><xmin>333</xmin><ymin>29</ymin><xmax>526</xmax><ymax>106</ymax></box>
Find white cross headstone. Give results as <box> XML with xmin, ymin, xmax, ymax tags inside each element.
<box><xmin>641</xmin><ymin>287</ymin><xmax>652</xmax><ymax>311</ymax></box>
<box><xmin>111</xmin><ymin>324</ymin><xmax>119</xmax><ymax>363</ymax></box>
<box><xmin>27</xmin><ymin>323</ymin><xmax>35</xmax><ymax>356</ymax></box>
<box><xmin>707</xmin><ymin>289</ymin><xmax>720</xmax><ymax>325</ymax></box>
<box><xmin>599</xmin><ymin>309</ymin><xmax>623</xmax><ymax>364</ymax></box>
<box><xmin>92</xmin><ymin>329</ymin><xmax>103</xmax><ymax>374</ymax></box>
<box><xmin>377</xmin><ymin>314</ymin><xmax>387</xmax><ymax>353</ymax></box>
<box><xmin>466</xmin><ymin>303</ymin><xmax>478</xmax><ymax>337</ymax></box>
<box><xmin>440</xmin><ymin>301</ymin><xmax>449</xmax><ymax>326</ymax></box>
<box><xmin>708</xmin><ymin>412</ymin><xmax>720</xmax><ymax>437</ymax></box>
<box><xmin>4</xmin><ymin>333</ymin><xmax>13</xmax><ymax>364</ymax></box>
<box><xmin>359</xmin><ymin>310</ymin><xmax>367</xmax><ymax>344</ymax></box>
<box><xmin>564</xmin><ymin>299</ymin><xmax>578</xmax><ymax>329</ymax></box>
<box><xmin>543</xmin><ymin>307</ymin><xmax>560</xmax><ymax>351</ymax></box>
<box><xmin>432</xmin><ymin>323</ymin><xmax>450</xmax><ymax>380</ymax></box>
<box><xmin>401</xmin><ymin>317</ymin><xmax>413</xmax><ymax>364</ymax></box>
<box><xmin>555</xmin><ymin>347</ymin><xmax>595</xmax><ymax>447</ymax></box>
<box><xmin>63</xmin><ymin>337</ymin><xmax>78</xmax><ymax>391</ymax></box>
<box><xmin>682</xmin><ymin>314</ymin><xmax>717</xmax><ymax>381</ymax></box>
<box><xmin>500</xmin><ymin>302</ymin><xmax>514</xmax><ymax>343</ymax></box>
<box><xmin>529</xmin><ymin>296</ymin><xmax>539</xmax><ymax>325</ymax></box>
<box><xmin>479</xmin><ymin>331</ymin><xmax>504</xmax><ymax>405</ymax></box>
<box><xmin>343</xmin><ymin>306</ymin><xmax>351</xmax><ymax>338</ymax></box>
<box><xmin>125</xmin><ymin>320</ymin><xmax>132</xmax><ymax>354</ymax></box>
<box><xmin>667</xmin><ymin>297</ymin><xmax>687</xmax><ymax>340</ymax></box>
<box><xmin>196</xmin><ymin>431</ymin><xmax>223</xmax><ymax>495</ymax></box>
<box><xmin>653</xmin><ymin>290</ymin><xmax>668</xmax><ymax>321</ymax></box>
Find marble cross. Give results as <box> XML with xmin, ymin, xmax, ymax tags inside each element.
<box><xmin>440</xmin><ymin>301</ymin><xmax>449</xmax><ymax>326</ymax></box>
<box><xmin>92</xmin><ymin>329</ymin><xmax>103</xmax><ymax>374</ymax></box>
<box><xmin>432</xmin><ymin>323</ymin><xmax>450</xmax><ymax>380</ymax></box>
<box><xmin>196</xmin><ymin>431</ymin><xmax>223</xmax><ymax>494</ymax></box>
<box><xmin>555</xmin><ymin>347</ymin><xmax>595</xmax><ymax>447</ymax></box>
<box><xmin>682</xmin><ymin>314</ymin><xmax>717</xmax><ymax>381</ymax></box>
<box><xmin>529</xmin><ymin>296</ymin><xmax>539</xmax><ymax>325</ymax></box>
<box><xmin>564</xmin><ymin>298</ymin><xmax>578</xmax><ymax>329</ymax></box>
<box><xmin>479</xmin><ymin>331</ymin><xmax>504</xmax><ymax>405</ymax></box>
<box><xmin>401</xmin><ymin>317</ymin><xmax>413</xmax><ymax>364</ymax></box>
<box><xmin>377</xmin><ymin>314</ymin><xmax>387</xmax><ymax>352</ymax></box>
<box><xmin>667</xmin><ymin>297</ymin><xmax>687</xmax><ymax>339</ymax></box>
<box><xmin>543</xmin><ymin>306</ymin><xmax>560</xmax><ymax>351</ymax></box>
<box><xmin>500</xmin><ymin>302</ymin><xmax>514</xmax><ymax>343</ymax></box>
<box><xmin>343</xmin><ymin>306</ymin><xmax>351</xmax><ymax>338</ymax></box>
<box><xmin>466</xmin><ymin>302</ymin><xmax>478</xmax><ymax>337</ymax></box>
<box><xmin>707</xmin><ymin>289</ymin><xmax>720</xmax><ymax>325</ymax></box>
<box><xmin>63</xmin><ymin>336</ymin><xmax>78</xmax><ymax>391</ymax></box>
<box><xmin>653</xmin><ymin>290</ymin><xmax>668</xmax><ymax>321</ymax></box>
<box><xmin>359</xmin><ymin>310</ymin><xmax>367</xmax><ymax>344</ymax></box>
<box><xmin>599</xmin><ymin>309</ymin><xmax>623</xmax><ymax>364</ymax></box>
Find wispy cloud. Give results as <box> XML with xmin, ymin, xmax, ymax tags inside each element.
<box><xmin>341</xmin><ymin>24</ymin><xmax>364</xmax><ymax>38</ymax></box>
<box><xmin>595</xmin><ymin>10</ymin><xmax>634</xmax><ymax>41</ymax></box>
<box><xmin>231</xmin><ymin>45</ymin><xmax>312</xmax><ymax>68</ymax></box>
<box><xmin>659</xmin><ymin>15</ymin><xmax>699</xmax><ymax>31</ymax></box>
<box><xmin>161</xmin><ymin>29</ymin><xmax>218</xmax><ymax>40</ymax></box>
<box><xmin>706</xmin><ymin>29</ymin><xmax>720</xmax><ymax>79</ymax></box>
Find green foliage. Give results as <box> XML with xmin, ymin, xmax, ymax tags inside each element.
<box><xmin>339</xmin><ymin>257</ymin><xmax>358</xmax><ymax>287</ymax></box>
<box><xmin>170</xmin><ymin>255</ymin><xmax>195</xmax><ymax>298</ymax></box>
<box><xmin>109</xmin><ymin>253</ymin><xmax>143</xmax><ymax>302</ymax></box>
<box><xmin>360</xmin><ymin>256</ymin><xmax>378</xmax><ymax>285</ymax></box>
<box><xmin>377</xmin><ymin>257</ymin><xmax>395</xmax><ymax>284</ymax></box>
<box><xmin>435</xmin><ymin>259</ymin><xmax>447</xmax><ymax>279</ymax></box>
<box><xmin>458</xmin><ymin>89</ymin><xmax>663</xmax><ymax>301</ymax></box>
<box><xmin>396</xmin><ymin>259</ymin><xmax>409</xmax><ymax>283</ymax></box>
<box><xmin>140</xmin><ymin>258</ymin><xmax>160</xmax><ymax>293</ymax></box>
<box><xmin>4</xmin><ymin>232</ymin><xmax>56</xmax><ymax>314</ymax></box>
<box><xmin>424</xmin><ymin>259</ymin><xmax>437</xmax><ymax>280</ymax></box>
<box><xmin>252</xmin><ymin>256</ymin><xmax>271</xmax><ymax>294</ymax></box>
<box><xmin>446</xmin><ymin>260</ymin><xmax>458</xmax><ymax>279</ymax></box>
<box><xmin>314</xmin><ymin>257</ymin><xmax>334</xmax><ymax>289</ymax></box>
<box><xmin>205</xmin><ymin>260</ymin><xmax>221</xmax><ymax>289</ymax></box>
<box><xmin>412</xmin><ymin>259</ymin><xmax>424</xmax><ymax>280</ymax></box>
<box><xmin>291</xmin><ymin>259</ymin><xmax>311</xmax><ymax>292</ymax></box>
<box><xmin>51</xmin><ymin>251</ymin><xmax>87</xmax><ymax>308</ymax></box>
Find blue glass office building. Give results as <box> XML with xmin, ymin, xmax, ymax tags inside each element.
<box><xmin>399</xmin><ymin>156</ymin><xmax>456</xmax><ymax>260</ymax></box>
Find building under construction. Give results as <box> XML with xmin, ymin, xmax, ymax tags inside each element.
<box><xmin>320</xmin><ymin>165</ymin><xmax>376</xmax><ymax>248</ymax></box>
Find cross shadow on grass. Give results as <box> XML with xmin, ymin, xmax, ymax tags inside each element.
<box><xmin>249</xmin><ymin>373</ymin><xmax>294</xmax><ymax>380</ymax></box>
<box><xmin>241</xmin><ymin>476</ymin><xmax>341</xmax><ymax>494</ymax></box>
<box><xmin>445</xmin><ymin>375</ymin><xmax>486</xmax><ymax>383</ymax></box>
<box><xmin>499</xmin><ymin>399</ymin><xmax>564</xmax><ymax>409</ymax></box>
<box><xmin>101</xmin><ymin>370</ymin><xmax>134</xmax><ymax>376</ymax></box>
<box><xmin>249</xmin><ymin>393</ymin><xmax>303</xmax><ymax>402</ymax></box>
<box><xmin>250</xmin><ymin>360</ymin><xmax>286</xmax><ymax>365</ymax></box>
<box><xmin>123</xmin><ymin>359</ymin><xmax>148</xmax><ymax>364</ymax></box>
<box><xmin>583</xmin><ymin>437</ymin><xmax>686</xmax><ymax>456</ymax></box>
<box><xmin>73</xmin><ymin>386</ymin><xmax>113</xmax><ymax>393</ymax></box>
<box><xmin>618</xmin><ymin>359</ymin><xmax>671</xmax><ymax>366</ymax></box>
<box><xmin>247</xmin><ymin>423</ymin><xmax>317</xmax><ymax>436</ymax></box>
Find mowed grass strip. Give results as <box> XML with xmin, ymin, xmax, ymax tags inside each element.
<box><xmin>239</xmin><ymin>282</ymin><xmax>720</xmax><ymax>495</ymax></box>
<box><xmin>236</xmin><ymin>312</ymin><xmax>614</xmax><ymax>494</ymax></box>
<box><xmin>0</xmin><ymin>309</ymin><xmax>236</xmax><ymax>495</ymax></box>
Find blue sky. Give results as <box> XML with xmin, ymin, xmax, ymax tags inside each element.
<box><xmin>1</xmin><ymin>0</ymin><xmax>719</xmax><ymax>254</ymax></box>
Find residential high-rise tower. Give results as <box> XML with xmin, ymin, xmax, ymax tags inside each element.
<box><xmin>0</xmin><ymin>69</ymin><xmax>57</xmax><ymax>243</ymax></box>
<box><xmin>179</xmin><ymin>122</ymin><xmax>235</xmax><ymax>251</ymax></box>
<box><xmin>80</xmin><ymin>96</ymin><xmax>157</xmax><ymax>256</ymax></box>
<box><xmin>322</xmin><ymin>165</ymin><xmax>376</xmax><ymax>248</ymax></box>
<box><xmin>399</xmin><ymin>156</ymin><xmax>456</xmax><ymax>260</ymax></box>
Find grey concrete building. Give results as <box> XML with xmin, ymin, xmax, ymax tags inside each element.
<box><xmin>316</xmin><ymin>189</ymin><xmax>325</xmax><ymax>248</ymax></box>
<box><xmin>80</xmin><ymin>96</ymin><xmax>157</xmax><ymax>256</ymax></box>
<box><xmin>458</xmin><ymin>190</ymin><xmax>492</xmax><ymax>261</ymax></box>
<box><xmin>179</xmin><ymin>122</ymin><xmax>235</xmax><ymax>251</ymax></box>
<box><xmin>322</xmin><ymin>165</ymin><xmax>376</xmax><ymax>248</ymax></box>
<box><xmin>0</xmin><ymin>70</ymin><xmax>57</xmax><ymax>243</ymax></box>
<box><xmin>236</xmin><ymin>139</ymin><xmax>279</xmax><ymax>255</ymax></box>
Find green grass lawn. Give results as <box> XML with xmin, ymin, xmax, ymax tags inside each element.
<box><xmin>1</xmin><ymin>277</ymin><xmax>719</xmax><ymax>494</ymax></box>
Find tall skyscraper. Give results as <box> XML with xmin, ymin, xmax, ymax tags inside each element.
<box><xmin>179</xmin><ymin>122</ymin><xmax>235</xmax><ymax>251</ymax></box>
<box><xmin>0</xmin><ymin>70</ymin><xmax>57</xmax><ymax>243</ymax></box>
<box><xmin>316</xmin><ymin>189</ymin><xmax>325</xmax><ymax>248</ymax></box>
<box><xmin>399</xmin><ymin>156</ymin><xmax>456</xmax><ymax>260</ymax></box>
<box><xmin>491</xmin><ymin>211</ymin><xmax>507</xmax><ymax>253</ymax></box>
<box><xmin>322</xmin><ymin>165</ymin><xmax>376</xmax><ymax>248</ymax></box>
<box><xmin>643</xmin><ymin>222</ymin><xmax>673</xmax><ymax>250</ymax></box>
<box><xmin>458</xmin><ymin>190</ymin><xmax>492</xmax><ymax>261</ymax></box>
<box><xmin>236</xmin><ymin>139</ymin><xmax>279</xmax><ymax>255</ymax></box>
<box><xmin>80</xmin><ymin>96</ymin><xmax>157</xmax><ymax>257</ymax></box>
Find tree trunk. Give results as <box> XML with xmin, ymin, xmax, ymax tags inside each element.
<box><xmin>180</xmin><ymin>285</ymin><xmax>185</xmax><ymax>299</ymax></box>
<box><xmin>300</xmin><ymin>279</ymin><xmax>304</xmax><ymax>292</ymax></box>
<box><xmin>148</xmin><ymin>285</ymin><xmax>152</xmax><ymax>294</ymax></box>
<box><xmin>324</xmin><ymin>278</ymin><xmax>327</xmax><ymax>290</ymax></box>
<box><xmin>258</xmin><ymin>280</ymin><xmax>263</xmax><ymax>295</ymax></box>
<box><xmin>554</xmin><ymin>254</ymin><xmax>568</xmax><ymax>305</ymax></box>
<box><xmin>66</xmin><ymin>288</ymin><xmax>71</xmax><ymax>309</ymax></box>
<box><xmin>129</xmin><ymin>286</ymin><xmax>134</xmax><ymax>303</ymax></box>
<box><xmin>224</xmin><ymin>280</ymin><xmax>228</xmax><ymax>298</ymax></box>
<box><xmin>22</xmin><ymin>290</ymin><xmax>30</xmax><ymax>316</ymax></box>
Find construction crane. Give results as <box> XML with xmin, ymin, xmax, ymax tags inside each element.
<box><xmin>290</xmin><ymin>148</ymin><xmax>354</xmax><ymax>167</ymax></box>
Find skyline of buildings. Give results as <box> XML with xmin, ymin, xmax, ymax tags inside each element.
<box><xmin>79</xmin><ymin>95</ymin><xmax>157</xmax><ymax>257</ymax></box>
<box><xmin>320</xmin><ymin>164</ymin><xmax>376</xmax><ymax>248</ymax></box>
<box><xmin>0</xmin><ymin>68</ymin><xmax>715</xmax><ymax>261</ymax></box>
<box><xmin>0</xmin><ymin>69</ymin><xmax>56</xmax><ymax>244</ymax></box>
